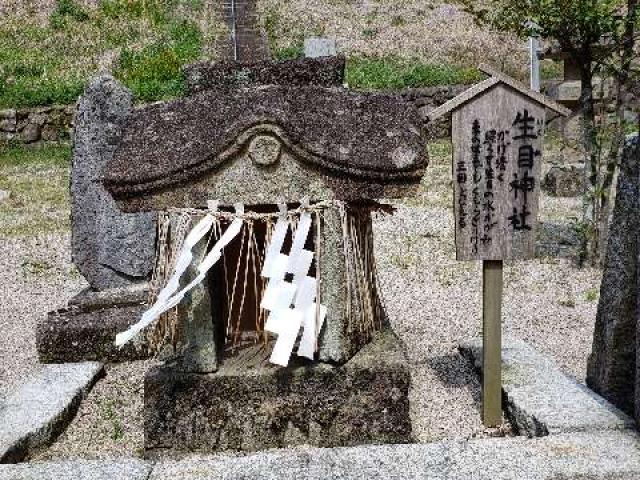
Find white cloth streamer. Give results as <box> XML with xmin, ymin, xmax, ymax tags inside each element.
<box><xmin>115</xmin><ymin>203</ymin><xmax>244</xmax><ymax>347</ymax></box>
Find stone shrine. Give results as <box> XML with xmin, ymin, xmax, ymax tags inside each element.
<box><xmin>98</xmin><ymin>58</ymin><xmax>427</xmax><ymax>453</ymax></box>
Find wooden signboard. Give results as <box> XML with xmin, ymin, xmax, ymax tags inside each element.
<box><xmin>427</xmin><ymin>66</ymin><xmax>571</xmax><ymax>427</ymax></box>
<box><xmin>452</xmin><ymin>84</ymin><xmax>545</xmax><ymax>261</ymax></box>
<box><xmin>429</xmin><ymin>66</ymin><xmax>571</xmax><ymax>262</ymax></box>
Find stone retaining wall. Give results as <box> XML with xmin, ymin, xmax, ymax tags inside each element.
<box><xmin>0</xmin><ymin>105</ymin><xmax>74</xmax><ymax>145</ymax></box>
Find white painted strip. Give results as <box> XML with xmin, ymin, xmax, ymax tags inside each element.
<box><xmin>261</xmin><ymin>204</ymin><xmax>289</xmax><ymax>278</ymax></box>
<box><xmin>297</xmin><ymin>303</ymin><xmax>327</xmax><ymax>360</ymax></box>
<box><xmin>269</xmin><ymin>309</ymin><xmax>304</xmax><ymax>366</ymax></box>
<box><xmin>261</xmin><ymin>280</ymin><xmax>297</xmax><ymax>312</ymax></box>
<box><xmin>294</xmin><ymin>276</ymin><xmax>316</xmax><ymax>310</ymax></box>
<box><xmin>116</xmin><ymin>204</ymin><xmax>244</xmax><ymax>348</ymax></box>
<box><xmin>291</xmin><ymin>249</ymin><xmax>314</xmax><ymax>285</ymax></box>
<box><xmin>286</xmin><ymin>212</ymin><xmax>312</xmax><ymax>272</ymax></box>
<box><xmin>264</xmin><ymin>252</ymin><xmax>289</xmax><ymax>281</ymax></box>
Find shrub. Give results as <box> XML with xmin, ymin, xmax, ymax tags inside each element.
<box><xmin>346</xmin><ymin>56</ymin><xmax>482</xmax><ymax>90</ymax></box>
<box><xmin>274</xmin><ymin>44</ymin><xmax>304</xmax><ymax>61</ymax></box>
<box><xmin>0</xmin><ymin>77</ymin><xmax>85</xmax><ymax>108</ymax></box>
<box><xmin>115</xmin><ymin>19</ymin><xmax>202</xmax><ymax>102</ymax></box>
<box><xmin>50</xmin><ymin>0</ymin><xmax>89</xmax><ymax>29</ymax></box>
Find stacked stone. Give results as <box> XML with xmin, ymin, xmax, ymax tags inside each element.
<box><xmin>0</xmin><ymin>106</ymin><xmax>73</xmax><ymax>144</ymax></box>
<box><xmin>587</xmin><ymin>134</ymin><xmax>640</xmax><ymax>424</ymax></box>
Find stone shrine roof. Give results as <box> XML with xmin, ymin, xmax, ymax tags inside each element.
<box><xmin>102</xmin><ymin>85</ymin><xmax>427</xmax><ymax>201</ymax></box>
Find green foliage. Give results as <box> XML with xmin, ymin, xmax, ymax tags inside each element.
<box><xmin>115</xmin><ymin>19</ymin><xmax>202</xmax><ymax>102</ymax></box>
<box><xmin>540</xmin><ymin>60</ymin><xmax>563</xmax><ymax>80</ymax></box>
<box><xmin>274</xmin><ymin>44</ymin><xmax>304</xmax><ymax>61</ymax></box>
<box><xmin>427</xmin><ymin>141</ymin><xmax>453</xmax><ymax>164</ymax></box>
<box><xmin>585</xmin><ymin>288</ymin><xmax>599</xmax><ymax>302</ymax></box>
<box><xmin>391</xmin><ymin>15</ymin><xmax>406</xmax><ymax>27</ymax></box>
<box><xmin>51</xmin><ymin>0</ymin><xmax>89</xmax><ymax>29</ymax></box>
<box><xmin>0</xmin><ymin>144</ymin><xmax>71</xmax><ymax>237</ymax></box>
<box><xmin>99</xmin><ymin>399</ymin><xmax>125</xmax><ymax>441</ymax></box>
<box><xmin>0</xmin><ymin>77</ymin><xmax>85</xmax><ymax>109</ymax></box>
<box><xmin>362</xmin><ymin>28</ymin><xmax>378</xmax><ymax>39</ymax></box>
<box><xmin>0</xmin><ymin>144</ymin><xmax>71</xmax><ymax>168</ymax></box>
<box><xmin>346</xmin><ymin>56</ymin><xmax>482</xmax><ymax>90</ymax></box>
<box><xmin>0</xmin><ymin>1</ymin><xmax>207</xmax><ymax>108</ymax></box>
<box><xmin>462</xmin><ymin>0</ymin><xmax>627</xmax><ymax>46</ymax></box>
<box><xmin>21</xmin><ymin>258</ymin><xmax>54</xmax><ymax>277</ymax></box>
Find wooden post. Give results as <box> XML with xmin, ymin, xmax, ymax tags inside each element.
<box><xmin>482</xmin><ymin>259</ymin><xmax>503</xmax><ymax>427</ymax></box>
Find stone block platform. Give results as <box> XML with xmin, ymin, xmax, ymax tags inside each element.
<box><xmin>144</xmin><ymin>330</ymin><xmax>411</xmax><ymax>455</ymax></box>
<box><xmin>37</xmin><ymin>286</ymin><xmax>150</xmax><ymax>363</ymax></box>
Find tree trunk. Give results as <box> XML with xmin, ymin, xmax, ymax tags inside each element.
<box><xmin>598</xmin><ymin>0</ymin><xmax>638</xmax><ymax>263</ymax></box>
<box><xmin>579</xmin><ymin>63</ymin><xmax>600</xmax><ymax>265</ymax></box>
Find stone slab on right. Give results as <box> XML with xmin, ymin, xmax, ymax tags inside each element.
<box><xmin>460</xmin><ymin>336</ymin><xmax>635</xmax><ymax>436</ymax></box>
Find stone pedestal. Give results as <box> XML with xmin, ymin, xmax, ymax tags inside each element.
<box><xmin>37</xmin><ymin>286</ymin><xmax>151</xmax><ymax>363</ymax></box>
<box><xmin>144</xmin><ymin>329</ymin><xmax>412</xmax><ymax>455</ymax></box>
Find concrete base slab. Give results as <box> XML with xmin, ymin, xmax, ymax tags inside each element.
<box><xmin>3</xmin><ymin>431</ymin><xmax>640</xmax><ymax>479</ymax></box>
<box><xmin>144</xmin><ymin>329</ymin><xmax>412</xmax><ymax>455</ymax></box>
<box><xmin>0</xmin><ymin>459</ymin><xmax>151</xmax><ymax>480</ymax></box>
<box><xmin>460</xmin><ymin>337</ymin><xmax>635</xmax><ymax>436</ymax></box>
<box><xmin>0</xmin><ymin>362</ymin><xmax>104</xmax><ymax>463</ymax></box>
<box><xmin>37</xmin><ymin>286</ymin><xmax>151</xmax><ymax>363</ymax></box>
<box><xmin>149</xmin><ymin>431</ymin><xmax>640</xmax><ymax>480</ymax></box>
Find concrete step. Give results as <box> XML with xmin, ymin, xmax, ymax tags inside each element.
<box><xmin>0</xmin><ymin>362</ymin><xmax>104</xmax><ymax>463</ymax></box>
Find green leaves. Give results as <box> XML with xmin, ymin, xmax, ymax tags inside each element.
<box><xmin>115</xmin><ymin>19</ymin><xmax>202</xmax><ymax>102</ymax></box>
<box><xmin>50</xmin><ymin>0</ymin><xmax>89</xmax><ymax>30</ymax></box>
<box><xmin>345</xmin><ymin>56</ymin><xmax>482</xmax><ymax>90</ymax></box>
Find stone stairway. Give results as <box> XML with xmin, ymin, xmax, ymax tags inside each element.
<box><xmin>217</xmin><ymin>0</ymin><xmax>271</xmax><ymax>62</ymax></box>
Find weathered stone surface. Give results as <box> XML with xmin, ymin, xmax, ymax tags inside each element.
<box><xmin>0</xmin><ymin>109</ymin><xmax>15</xmax><ymax>132</ymax></box>
<box><xmin>177</xmin><ymin>222</ymin><xmax>217</xmax><ymax>373</ymax></box>
<box><xmin>144</xmin><ymin>329</ymin><xmax>411</xmax><ymax>454</ymax></box>
<box><xmin>20</xmin><ymin>123</ymin><xmax>40</xmax><ymax>143</ymax></box>
<box><xmin>102</xmin><ymin>85</ymin><xmax>427</xmax><ymax>206</ymax></box>
<box><xmin>37</xmin><ymin>286</ymin><xmax>151</xmax><ymax>363</ymax></box>
<box><xmin>0</xmin><ymin>459</ymin><xmax>151</xmax><ymax>479</ymax></box>
<box><xmin>4</xmin><ymin>432</ymin><xmax>640</xmax><ymax>479</ymax></box>
<box><xmin>541</xmin><ymin>164</ymin><xmax>583</xmax><ymax>197</ymax></box>
<box><xmin>71</xmin><ymin>75</ymin><xmax>156</xmax><ymax>290</ymax></box>
<box><xmin>148</xmin><ymin>431</ymin><xmax>640</xmax><ymax>480</ymax></box>
<box><xmin>0</xmin><ymin>362</ymin><xmax>104</xmax><ymax>463</ymax></box>
<box><xmin>417</xmin><ymin>85</ymin><xmax>476</xmax><ymax>138</ymax></box>
<box><xmin>185</xmin><ymin>56</ymin><xmax>345</xmax><ymax>94</ymax></box>
<box><xmin>0</xmin><ymin>190</ymin><xmax>10</xmax><ymax>203</ymax></box>
<box><xmin>304</xmin><ymin>37</ymin><xmax>338</xmax><ymax>58</ymax></box>
<box><xmin>587</xmin><ymin>134</ymin><xmax>639</xmax><ymax>418</ymax></box>
<box><xmin>461</xmin><ymin>337</ymin><xmax>635</xmax><ymax>436</ymax></box>
<box><xmin>40</xmin><ymin>124</ymin><xmax>59</xmax><ymax>142</ymax></box>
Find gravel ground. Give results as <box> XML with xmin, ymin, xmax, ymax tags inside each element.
<box><xmin>0</xmin><ymin>233</ymin><xmax>86</xmax><ymax>403</ymax></box>
<box><xmin>3</xmin><ymin>142</ymin><xmax>600</xmax><ymax>457</ymax></box>
<box><xmin>34</xmin><ymin>360</ymin><xmax>156</xmax><ymax>460</ymax></box>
